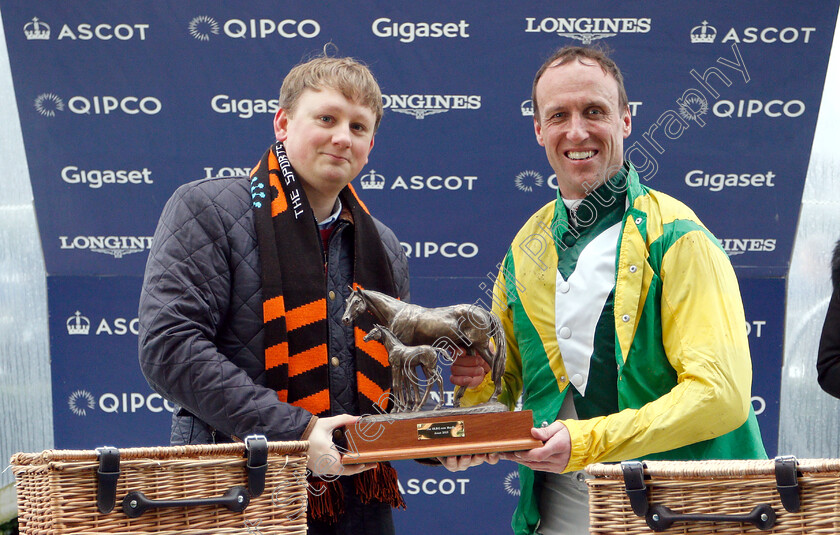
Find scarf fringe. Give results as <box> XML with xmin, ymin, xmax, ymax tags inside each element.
<box><xmin>307</xmin><ymin>479</ymin><xmax>345</xmax><ymax>524</ymax></box>
<box><xmin>355</xmin><ymin>463</ymin><xmax>407</xmax><ymax>510</ymax></box>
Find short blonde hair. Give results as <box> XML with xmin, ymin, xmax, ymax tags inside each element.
<box><xmin>279</xmin><ymin>53</ymin><xmax>384</xmax><ymax>131</ymax></box>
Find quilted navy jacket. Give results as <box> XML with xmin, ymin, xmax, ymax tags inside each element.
<box><xmin>138</xmin><ymin>175</ymin><xmax>410</xmax><ymax>445</ymax></box>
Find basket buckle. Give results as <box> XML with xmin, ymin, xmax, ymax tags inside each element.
<box><xmin>774</xmin><ymin>455</ymin><xmax>800</xmax><ymax>513</ymax></box>
<box><xmin>95</xmin><ymin>446</ymin><xmax>120</xmax><ymax>514</ymax></box>
<box><xmin>244</xmin><ymin>435</ymin><xmax>269</xmax><ymax>497</ymax></box>
<box><xmin>621</xmin><ymin>460</ymin><xmax>649</xmax><ymax>517</ymax></box>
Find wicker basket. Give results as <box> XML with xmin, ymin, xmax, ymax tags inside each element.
<box><xmin>586</xmin><ymin>458</ymin><xmax>840</xmax><ymax>534</ymax></box>
<box><xmin>11</xmin><ymin>439</ymin><xmax>309</xmax><ymax>535</ymax></box>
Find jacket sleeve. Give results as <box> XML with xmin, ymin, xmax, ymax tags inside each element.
<box><xmin>818</xmin><ymin>245</ymin><xmax>840</xmax><ymax>398</ymax></box>
<box><xmin>562</xmin><ymin>228</ymin><xmax>754</xmax><ymax>471</ymax></box>
<box><xmin>138</xmin><ymin>182</ymin><xmax>315</xmax><ymax>442</ymax></box>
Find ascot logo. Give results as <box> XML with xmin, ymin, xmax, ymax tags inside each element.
<box><xmin>360</xmin><ymin>170</ymin><xmax>386</xmax><ymax>190</ymax></box>
<box><xmin>188</xmin><ymin>15</ymin><xmax>219</xmax><ymax>41</ymax></box>
<box><xmin>503</xmin><ymin>471</ymin><xmax>521</xmax><ymax>496</ymax></box>
<box><xmin>189</xmin><ymin>16</ymin><xmax>320</xmax><ymax>40</ymax></box>
<box><xmin>34</xmin><ymin>93</ymin><xmax>64</xmax><ymax>116</ymax></box>
<box><xmin>359</xmin><ymin>170</ymin><xmax>477</xmax><ymax>191</ymax></box>
<box><xmin>59</xmin><ymin>235</ymin><xmax>153</xmax><ymax>258</ymax></box>
<box><xmin>691</xmin><ymin>21</ymin><xmax>717</xmax><ymax>43</ymax></box>
<box><xmin>25</xmin><ymin>17</ymin><xmax>149</xmax><ymax>41</ymax></box>
<box><xmin>66</xmin><ymin>311</ymin><xmax>140</xmax><ymax>336</ymax></box>
<box><xmin>68</xmin><ymin>390</ymin><xmax>95</xmax><ymax>416</ymax></box>
<box><xmin>382</xmin><ymin>94</ymin><xmax>481</xmax><ymax>119</ymax></box>
<box><xmin>522</xmin><ymin>98</ymin><xmax>643</xmax><ymax>118</ymax></box>
<box><xmin>719</xmin><ymin>238</ymin><xmax>777</xmax><ymax>256</ymax></box>
<box><xmin>525</xmin><ymin>17</ymin><xmax>651</xmax><ymax>44</ymax></box>
<box><xmin>67</xmin><ymin>311</ymin><xmax>90</xmax><ymax>335</ymax></box>
<box><xmin>24</xmin><ymin>17</ymin><xmax>50</xmax><ymax>40</ymax></box>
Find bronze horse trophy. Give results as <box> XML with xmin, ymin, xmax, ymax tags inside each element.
<box><xmin>339</xmin><ymin>288</ymin><xmax>542</xmax><ymax>465</ymax></box>
<box><xmin>341</xmin><ymin>287</ymin><xmax>505</xmax><ymax>408</ymax></box>
<box><xmin>364</xmin><ymin>324</ymin><xmax>444</xmax><ymax>412</ymax></box>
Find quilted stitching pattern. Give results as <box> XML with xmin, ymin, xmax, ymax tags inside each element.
<box><xmin>138</xmin><ymin>175</ymin><xmax>409</xmax><ymax>445</ymax></box>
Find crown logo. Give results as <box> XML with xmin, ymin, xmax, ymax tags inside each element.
<box><xmin>359</xmin><ymin>169</ymin><xmax>385</xmax><ymax>190</ymax></box>
<box><xmin>690</xmin><ymin>21</ymin><xmax>717</xmax><ymax>44</ymax></box>
<box><xmin>520</xmin><ymin>99</ymin><xmax>534</xmax><ymax>117</ymax></box>
<box><xmin>24</xmin><ymin>17</ymin><xmax>50</xmax><ymax>40</ymax></box>
<box><xmin>67</xmin><ymin>311</ymin><xmax>90</xmax><ymax>335</ymax></box>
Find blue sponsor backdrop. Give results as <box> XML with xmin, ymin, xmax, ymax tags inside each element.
<box><xmin>2</xmin><ymin>0</ymin><xmax>837</xmax><ymax>531</ymax></box>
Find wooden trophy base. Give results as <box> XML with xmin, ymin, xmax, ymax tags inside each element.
<box><xmin>340</xmin><ymin>403</ymin><xmax>542</xmax><ymax>465</ymax></box>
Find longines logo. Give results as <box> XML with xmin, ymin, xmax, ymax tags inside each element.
<box><xmin>188</xmin><ymin>15</ymin><xmax>219</xmax><ymax>41</ymax></box>
<box><xmin>719</xmin><ymin>238</ymin><xmax>777</xmax><ymax>256</ymax></box>
<box><xmin>203</xmin><ymin>166</ymin><xmax>251</xmax><ymax>179</ymax></box>
<box><xmin>381</xmin><ymin>94</ymin><xmax>481</xmax><ymax>119</ymax></box>
<box><xmin>68</xmin><ymin>390</ymin><xmax>95</xmax><ymax>416</ymax></box>
<box><xmin>525</xmin><ymin>17</ymin><xmax>651</xmax><ymax>44</ymax></box>
<box><xmin>503</xmin><ymin>471</ymin><xmax>521</xmax><ymax>496</ymax></box>
<box><xmin>59</xmin><ymin>236</ymin><xmax>153</xmax><ymax>258</ymax></box>
<box><xmin>359</xmin><ymin>170</ymin><xmax>477</xmax><ymax>191</ymax></box>
<box><xmin>188</xmin><ymin>15</ymin><xmax>320</xmax><ymax>40</ymax></box>
<box><xmin>24</xmin><ymin>17</ymin><xmax>149</xmax><ymax>41</ymax></box>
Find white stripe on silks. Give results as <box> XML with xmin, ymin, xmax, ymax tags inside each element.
<box><xmin>554</xmin><ymin>221</ymin><xmax>621</xmax><ymax>396</ymax></box>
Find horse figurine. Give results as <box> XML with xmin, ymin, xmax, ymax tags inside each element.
<box><xmin>364</xmin><ymin>324</ymin><xmax>444</xmax><ymax>412</ymax></box>
<box><xmin>342</xmin><ymin>287</ymin><xmax>505</xmax><ymax>407</ymax></box>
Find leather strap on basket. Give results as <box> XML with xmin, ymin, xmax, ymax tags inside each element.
<box><xmin>774</xmin><ymin>455</ymin><xmax>801</xmax><ymax>513</ymax></box>
<box><xmin>96</xmin><ymin>446</ymin><xmax>120</xmax><ymax>514</ymax></box>
<box><xmin>245</xmin><ymin>435</ymin><xmax>269</xmax><ymax>497</ymax></box>
<box><xmin>621</xmin><ymin>460</ymin><xmax>649</xmax><ymax>517</ymax></box>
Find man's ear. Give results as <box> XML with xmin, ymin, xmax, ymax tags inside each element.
<box><xmin>622</xmin><ymin>105</ymin><xmax>632</xmax><ymax>139</ymax></box>
<box><xmin>534</xmin><ymin>117</ymin><xmax>545</xmax><ymax>147</ymax></box>
<box><xmin>273</xmin><ymin>108</ymin><xmax>289</xmax><ymax>141</ymax></box>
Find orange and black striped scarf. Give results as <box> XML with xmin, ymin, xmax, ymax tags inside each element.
<box><xmin>250</xmin><ymin>141</ymin><xmax>405</xmax><ymax>523</ymax></box>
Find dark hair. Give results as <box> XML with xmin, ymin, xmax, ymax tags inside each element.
<box><xmin>531</xmin><ymin>45</ymin><xmax>628</xmax><ymax>121</ymax></box>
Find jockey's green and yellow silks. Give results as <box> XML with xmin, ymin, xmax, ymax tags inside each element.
<box><xmin>461</xmin><ymin>164</ymin><xmax>766</xmax><ymax>535</ymax></box>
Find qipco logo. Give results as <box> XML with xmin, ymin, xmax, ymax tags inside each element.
<box><xmin>401</xmin><ymin>241</ymin><xmax>479</xmax><ymax>259</ymax></box>
<box><xmin>67</xmin><ymin>95</ymin><xmax>162</xmax><ymax>115</ymax></box>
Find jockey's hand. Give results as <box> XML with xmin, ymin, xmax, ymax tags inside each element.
<box><xmin>498</xmin><ymin>421</ymin><xmax>571</xmax><ymax>474</ymax></box>
<box><xmin>449</xmin><ymin>349</ymin><xmax>490</xmax><ymax>390</ymax></box>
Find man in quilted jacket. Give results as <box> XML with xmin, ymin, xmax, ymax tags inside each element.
<box><xmin>138</xmin><ymin>52</ymin><xmax>410</xmax><ymax>534</ymax></box>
